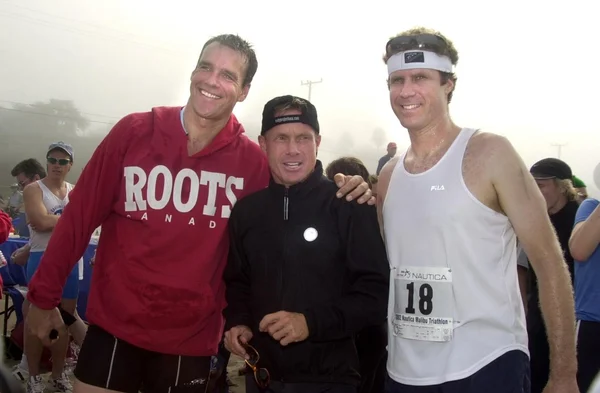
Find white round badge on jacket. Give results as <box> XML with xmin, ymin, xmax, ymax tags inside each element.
<box><xmin>303</xmin><ymin>227</ymin><xmax>318</xmax><ymax>242</ymax></box>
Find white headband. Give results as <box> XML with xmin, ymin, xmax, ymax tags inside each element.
<box><xmin>386</xmin><ymin>50</ymin><xmax>453</xmax><ymax>75</ymax></box>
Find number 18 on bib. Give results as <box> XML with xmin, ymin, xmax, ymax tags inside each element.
<box><xmin>393</xmin><ymin>266</ymin><xmax>454</xmax><ymax>342</ymax></box>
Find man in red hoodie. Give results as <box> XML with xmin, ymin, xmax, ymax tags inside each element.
<box><xmin>25</xmin><ymin>34</ymin><xmax>372</xmax><ymax>393</ymax></box>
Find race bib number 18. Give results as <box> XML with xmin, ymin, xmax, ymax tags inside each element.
<box><xmin>392</xmin><ymin>266</ymin><xmax>454</xmax><ymax>342</ymax></box>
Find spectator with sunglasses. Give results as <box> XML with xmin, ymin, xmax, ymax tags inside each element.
<box><xmin>22</xmin><ymin>142</ymin><xmax>78</xmax><ymax>393</ymax></box>
<box><xmin>224</xmin><ymin>95</ymin><xmax>389</xmax><ymax>393</ymax></box>
<box><xmin>376</xmin><ymin>27</ymin><xmax>578</xmax><ymax>393</ymax></box>
<box><xmin>11</xmin><ymin>159</ymin><xmax>47</xmax><ymax>191</ymax></box>
<box><xmin>9</xmin><ymin>159</ymin><xmax>47</xmax><ymax>236</ymax></box>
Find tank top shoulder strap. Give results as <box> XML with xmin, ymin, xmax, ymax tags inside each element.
<box><xmin>454</xmin><ymin>128</ymin><xmax>478</xmax><ymax>156</ymax></box>
<box><xmin>395</xmin><ymin>150</ymin><xmax>408</xmax><ymax>171</ymax></box>
<box><xmin>442</xmin><ymin>128</ymin><xmax>478</xmax><ymax>170</ymax></box>
<box><xmin>36</xmin><ymin>179</ymin><xmax>51</xmax><ymax>195</ymax></box>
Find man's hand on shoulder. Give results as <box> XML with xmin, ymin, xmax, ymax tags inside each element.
<box><xmin>259</xmin><ymin>311</ymin><xmax>309</xmax><ymax>346</ymax></box>
<box><xmin>333</xmin><ymin>174</ymin><xmax>374</xmax><ymax>205</ymax></box>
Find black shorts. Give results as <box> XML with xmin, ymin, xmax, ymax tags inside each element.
<box><xmin>74</xmin><ymin>325</ymin><xmax>212</xmax><ymax>393</ymax></box>
<box><xmin>577</xmin><ymin>320</ymin><xmax>600</xmax><ymax>393</ymax></box>
<box><xmin>384</xmin><ymin>350</ymin><xmax>530</xmax><ymax>393</ymax></box>
<box><xmin>245</xmin><ymin>374</ymin><xmax>357</xmax><ymax>393</ymax></box>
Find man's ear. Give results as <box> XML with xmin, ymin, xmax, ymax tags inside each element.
<box><xmin>238</xmin><ymin>84</ymin><xmax>251</xmax><ymax>103</ymax></box>
<box><xmin>258</xmin><ymin>134</ymin><xmax>267</xmax><ymax>153</ymax></box>
<box><xmin>444</xmin><ymin>78</ymin><xmax>454</xmax><ymax>97</ymax></box>
<box><xmin>315</xmin><ymin>134</ymin><xmax>322</xmax><ymax>157</ymax></box>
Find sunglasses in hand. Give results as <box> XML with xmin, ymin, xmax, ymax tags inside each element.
<box><xmin>242</xmin><ymin>343</ymin><xmax>270</xmax><ymax>389</ymax></box>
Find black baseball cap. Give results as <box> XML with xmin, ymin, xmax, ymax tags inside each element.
<box><xmin>530</xmin><ymin>158</ymin><xmax>572</xmax><ymax>180</ymax></box>
<box><xmin>260</xmin><ymin>95</ymin><xmax>320</xmax><ymax>136</ymax></box>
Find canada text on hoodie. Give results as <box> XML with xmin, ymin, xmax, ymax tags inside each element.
<box><xmin>27</xmin><ymin>106</ymin><xmax>270</xmax><ymax>356</ymax></box>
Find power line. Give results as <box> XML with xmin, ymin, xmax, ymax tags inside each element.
<box><xmin>2</xmin><ymin>1</ymin><xmax>163</xmax><ymax>44</ymax></box>
<box><xmin>0</xmin><ymin>99</ymin><xmax>120</xmax><ymax>120</ymax></box>
<box><xmin>0</xmin><ymin>107</ymin><xmax>115</xmax><ymax>125</ymax></box>
<box><xmin>0</xmin><ymin>8</ymin><xmax>187</xmax><ymax>56</ymax></box>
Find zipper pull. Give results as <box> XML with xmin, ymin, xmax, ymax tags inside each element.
<box><xmin>283</xmin><ymin>188</ymin><xmax>289</xmax><ymax>221</ymax></box>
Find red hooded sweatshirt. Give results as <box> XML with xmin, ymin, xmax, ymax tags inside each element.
<box><xmin>27</xmin><ymin>106</ymin><xmax>270</xmax><ymax>356</ymax></box>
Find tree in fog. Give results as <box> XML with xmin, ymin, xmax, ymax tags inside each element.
<box><xmin>337</xmin><ymin>131</ymin><xmax>356</xmax><ymax>154</ymax></box>
<box><xmin>371</xmin><ymin>127</ymin><xmax>387</xmax><ymax>150</ymax></box>
<box><xmin>1</xmin><ymin>99</ymin><xmax>90</xmax><ymax>137</ymax></box>
<box><xmin>0</xmin><ymin>98</ymin><xmax>94</xmax><ymax>191</ymax></box>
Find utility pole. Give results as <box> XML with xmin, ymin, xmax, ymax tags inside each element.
<box><xmin>301</xmin><ymin>78</ymin><xmax>322</xmax><ymax>101</ymax></box>
<box><xmin>550</xmin><ymin>142</ymin><xmax>567</xmax><ymax>159</ymax></box>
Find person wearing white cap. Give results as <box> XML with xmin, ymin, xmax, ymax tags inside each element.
<box><xmin>376</xmin><ymin>27</ymin><xmax>578</xmax><ymax>393</ymax></box>
<box><xmin>22</xmin><ymin>141</ymin><xmax>77</xmax><ymax>393</ymax></box>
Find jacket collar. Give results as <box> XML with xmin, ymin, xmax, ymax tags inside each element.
<box><xmin>269</xmin><ymin>160</ymin><xmax>325</xmax><ymax>198</ymax></box>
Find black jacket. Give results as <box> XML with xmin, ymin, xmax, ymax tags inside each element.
<box><xmin>224</xmin><ymin>160</ymin><xmax>390</xmax><ymax>385</ymax></box>
<box><xmin>528</xmin><ymin>199</ymin><xmax>579</xmax><ymax>334</ymax></box>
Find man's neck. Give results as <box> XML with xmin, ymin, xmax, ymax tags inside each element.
<box><xmin>406</xmin><ymin>115</ymin><xmax>461</xmax><ymax>159</ymax></box>
<box><xmin>183</xmin><ymin>104</ymin><xmax>229</xmax><ymax>148</ymax></box>
<box><xmin>549</xmin><ymin>196</ymin><xmax>569</xmax><ymax>215</ymax></box>
<box><xmin>42</xmin><ymin>177</ymin><xmax>65</xmax><ymax>191</ymax></box>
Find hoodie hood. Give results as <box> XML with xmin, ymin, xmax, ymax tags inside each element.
<box><xmin>152</xmin><ymin>106</ymin><xmax>246</xmax><ymax>158</ymax></box>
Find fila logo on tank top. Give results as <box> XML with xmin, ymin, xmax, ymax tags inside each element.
<box><xmin>382</xmin><ymin>128</ymin><xmax>528</xmax><ymax>385</ymax></box>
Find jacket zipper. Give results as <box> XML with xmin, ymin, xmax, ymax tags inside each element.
<box><xmin>280</xmin><ymin>188</ymin><xmax>288</xmax><ymax>309</ymax></box>
<box><xmin>279</xmin><ymin>187</ymin><xmax>289</xmax><ymax>381</ymax></box>
<box><xmin>283</xmin><ymin>188</ymin><xmax>289</xmax><ymax>221</ymax></box>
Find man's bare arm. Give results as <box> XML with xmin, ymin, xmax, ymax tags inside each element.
<box><xmin>491</xmin><ymin>136</ymin><xmax>577</xmax><ymax>382</ymax></box>
<box><xmin>23</xmin><ymin>183</ymin><xmax>59</xmax><ymax>232</ymax></box>
<box><xmin>569</xmin><ymin>203</ymin><xmax>600</xmax><ymax>261</ymax></box>
<box><xmin>375</xmin><ymin>156</ymin><xmax>400</xmax><ymax>239</ymax></box>
<box><xmin>517</xmin><ymin>266</ymin><xmax>528</xmax><ymax>315</ymax></box>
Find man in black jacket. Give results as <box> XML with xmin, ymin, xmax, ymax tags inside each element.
<box><xmin>223</xmin><ymin>95</ymin><xmax>390</xmax><ymax>393</ymax></box>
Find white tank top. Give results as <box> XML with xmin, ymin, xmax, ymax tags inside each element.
<box><xmin>383</xmin><ymin>128</ymin><xmax>528</xmax><ymax>386</ymax></box>
<box><xmin>29</xmin><ymin>180</ymin><xmax>74</xmax><ymax>252</ymax></box>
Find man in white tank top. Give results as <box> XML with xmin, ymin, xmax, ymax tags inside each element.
<box><xmin>376</xmin><ymin>28</ymin><xmax>578</xmax><ymax>393</ymax></box>
<box><xmin>22</xmin><ymin>142</ymin><xmax>79</xmax><ymax>393</ymax></box>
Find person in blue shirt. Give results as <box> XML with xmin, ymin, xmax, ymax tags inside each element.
<box><xmin>569</xmin><ymin>197</ymin><xmax>600</xmax><ymax>393</ymax></box>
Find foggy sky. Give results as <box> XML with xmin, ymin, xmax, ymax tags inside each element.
<box><xmin>1</xmin><ymin>0</ymin><xmax>599</xmax><ymax>195</ymax></box>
